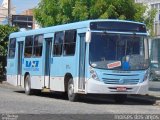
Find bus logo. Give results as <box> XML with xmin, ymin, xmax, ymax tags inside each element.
<box><xmin>26</xmin><ymin>61</ymin><xmax>39</xmax><ymax>67</ymax></box>
<box><xmin>24</xmin><ymin>61</ymin><xmax>39</xmax><ymax>71</ymax></box>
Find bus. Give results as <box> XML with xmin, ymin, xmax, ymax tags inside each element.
<box><xmin>150</xmin><ymin>37</ymin><xmax>160</xmax><ymax>81</ymax></box>
<box><xmin>7</xmin><ymin>19</ymin><xmax>149</xmax><ymax>103</ymax></box>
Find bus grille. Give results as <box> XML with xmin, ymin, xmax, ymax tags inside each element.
<box><xmin>102</xmin><ymin>78</ymin><xmax>139</xmax><ymax>85</ymax></box>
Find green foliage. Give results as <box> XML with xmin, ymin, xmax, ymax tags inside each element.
<box><xmin>134</xmin><ymin>3</ymin><xmax>146</xmax><ymax>22</ymax></box>
<box><xmin>0</xmin><ymin>25</ymin><xmax>18</xmax><ymax>79</ymax></box>
<box><xmin>34</xmin><ymin>0</ymin><xmax>156</xmax><ymax>36</ymax></box>
<box><xmin>144</xmin><ymin>8</ymin><xmax>157</xmax><ymax>36</ymax></box>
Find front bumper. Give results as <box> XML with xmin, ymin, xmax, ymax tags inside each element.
<box><xmin>86</xmin><ymin>78</ymin><xmax>148</xmax><ymax>95</ymax></box>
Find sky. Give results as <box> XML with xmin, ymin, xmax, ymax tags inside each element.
<box><xmin>0</xmin><ymin>0</ymin><xmax>39</xmax><ymax>14</ymax></box>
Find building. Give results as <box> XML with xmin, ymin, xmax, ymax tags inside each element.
<box><xmin>0</xmin><ymin>6</ymin><xmax>8</xmax><ymax>23</ymax></box>
<box><xmin>12</xmin><ymin>9</ymin><xmax>35</xmax><ymax>30</ymax></box>
<box><xmin>20</xmin><ymin>9</ymin><xmax>40</xmax><ymax>29</ymax></box>
<box><xmin>21</xmin><ymin>9</ymin><xmax>33</xmax><ymax>15</ymax></box>
<box><xmin>135</xmin><ymin>0</ymin><xmax>160</xmax><ymax>36</ymax></box>
<box><xmin>12</xmin><ymin>9</ymin><xmax>40</xmax><ymax>29</ymax></box>
<box><xmin>0</xmin><ymin>0</ymin><xmax>39</xmax><ymax>29</ymax></box>
<box><xmin>0</xmin><ymin>0</ymin><xmax>16</xmax><ymax>24</ymax></box>
<box><xmin>12</xmin><ymin>15</ymin><xmax>33</xmax><ymax>29</ymax></box>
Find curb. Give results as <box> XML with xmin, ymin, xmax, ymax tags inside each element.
<box><xmin>84</xmin><ymin>94</ymin><xmax>160</xmax><ymax>105</ymax></box>
<box><xmin>128</xmin><ymin>93</ymin><xmax>160</xmax><ymax>105</ymax></box>
<box><xmin>0</xmin><ymin>81</ymin><xmax>22</xmax><ymax>90</ymax></box>
<box><xmin>128</xmin><ymin>95</ymin><xmax>155</xmax><ymax>104</ymax></box>
<box><xmin>2</xmin><ymin>81</ymin><xmax>11</xmax><ymax>85</ymax></box>
<box><xmin>154</xmin><ymin>101</ymin><xmax>160</xmax><ymax>106</ymax></box>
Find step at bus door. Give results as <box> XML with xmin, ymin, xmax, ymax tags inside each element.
<box><xmin>44</xmin><ymin>38</ymin><xmax>52</xmax><ymax>88</ymax></box>
<box><xmin>17</xmin><ymin>41</ymin><xmax>23</xmax><ymax>86</ymax></box>
<box><xmin>78</xmin><ymin>34</ymin><xmax>86</xmax><ymax>91</ymax></box>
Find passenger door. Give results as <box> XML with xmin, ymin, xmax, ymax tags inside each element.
<box><xmin>17</xmin><ymin>41</ymin><xmax>24</xmax><ymax>86</ymax></box>
<box><xmin>78</xmin><ymin>34</ymin><xmax>86</xmax><ymax>91</ymax></box>
<box><xmin>44</xmin><ymin>38</ymin><xmax>52</xmax><ymax>88</ymax></box>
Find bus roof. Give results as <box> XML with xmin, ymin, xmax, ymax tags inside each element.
<box><xmin>10</xmin><ymin>19</ymin><xmax>146</xmax><ymax>38</ymax></box>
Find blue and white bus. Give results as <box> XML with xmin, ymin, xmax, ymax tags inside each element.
<box><xmin>7</xmin><ymin>19</ymin><xmax>149</xmax><ymax>103</ymax></box>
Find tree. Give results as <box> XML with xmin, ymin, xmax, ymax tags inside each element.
<box><xmin>0</xmin><ymin>25</ymin><xmax>18</xmax><ymax>79</ymax></box>
<box><xmin>144</xmin><ymin>8</ymin><xmax>157</xmax><ymax>36</ymax></box>
<box><xmin>34</xmin><ymin>0</ymin><xmax>156</xmax><ymax>36</ymax></box>
<box><xmin>34</xmin><ymin>0</ymin><xmax>135</xmax><ymax>26</ymax></box>
<box><xmin>134</xmin><ymin>3</ymin><xmax>157</xmax><ymax>36</ymax></box>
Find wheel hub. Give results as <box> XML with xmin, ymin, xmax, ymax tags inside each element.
<box><xmin>68</xmin><ymin>83</ymin><xmax>74</xmax><ymax>96</ymax></box>
<box><xmin>25</xmin><ymin>77</ymin><xmax>30</xmax><ymax>92</ymax></box>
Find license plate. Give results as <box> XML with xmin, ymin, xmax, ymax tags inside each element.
<box><xmin>116</xmin><ymin>87</ymin><xmax>127</xmax><ymax>91</ymax></box>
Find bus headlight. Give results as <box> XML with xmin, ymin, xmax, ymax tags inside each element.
<box><xmin>90</xmin><ymin>69</ymin><xmax>99</xmax><ymax>80</ymax></box>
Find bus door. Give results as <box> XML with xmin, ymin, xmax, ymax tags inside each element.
<box><xmin>44</xmin><ymin>38</ymin><xmax>52</xmax><ymax>88</ymax></box>
<box><xmin>78</xmin><ymin>34</ymin><xmax>86</xmax><ymax>91</ymax></box>
<box><xmin>17</xmin><ymin>41</ymin><xmax>23</xmax><ymax>86</ymax></box>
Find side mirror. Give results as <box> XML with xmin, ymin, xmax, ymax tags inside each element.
<box><xmin>85</xmin><ymin>31</ymin><xmax>91</xmax><ymax>43</ymax></box>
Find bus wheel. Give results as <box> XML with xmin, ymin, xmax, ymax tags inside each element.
<box><xmin>24</xmin><ymin>75</ymin><xmax>33</xmax><ymax>95</ymax></box>
<box><xmin>68</xmin><ymin>78</ymin><xmax>78</xmax><ymax>102</ymax></box>
<box><xmin>114</xmin><ymin>94</ymin><xmax>127</xmax><ymax>104</ymax></box>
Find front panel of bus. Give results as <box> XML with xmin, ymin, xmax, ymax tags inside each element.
<box><xmin>85</xmin><ymin>21</ymin><xmax>149</xmax><ymax>94</ymax></box>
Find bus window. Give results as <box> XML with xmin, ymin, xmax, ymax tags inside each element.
<box><xmin>33</xmin><ymin>34</ymin><xmax>43</xmax><ymax>57</ymax></box>
<box><xmin>24</xmin><ymin>36</ymin><xmax>33</xmax><ymax>58</ymax></box>
<box><xmin>64</xmin><ymin>30</ymin><xmax>77</xmax><ymax>56</ymax></box>
<box><xmin>53</xmin><ymin>31</ymin><xmax>64</xmax><ymax>56</ymax></box>
<box><xmin>8</xmin><ymin>38</ymin><xmax>16</xmax><ymax>58</ymax></box>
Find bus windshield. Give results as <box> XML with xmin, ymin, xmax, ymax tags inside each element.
<box><xmin>89</xmin><ymin>32</ymin><xmax>149</xmax><ymax>70</ymax></box>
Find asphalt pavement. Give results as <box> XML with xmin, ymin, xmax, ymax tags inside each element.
<box><xmin>0</xmin><ymin>80</ymin><xmax>160</xmax><ymax>120</ymax></box>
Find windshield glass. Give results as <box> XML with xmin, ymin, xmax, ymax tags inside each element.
<box><xmin>89</xmin><ymin>32</ymin><xmax>149</xmax><ymax>70</ymax></box>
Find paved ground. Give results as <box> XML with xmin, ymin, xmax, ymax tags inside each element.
<box><xmin>0</xmin><ymin>81</ymin><xmax>160</xmax><ymax>116</ymax></box>
<box><xmin>149</xmin><ymin>81</ymin><xmax>160</xmax><ymax>97</ymax></box>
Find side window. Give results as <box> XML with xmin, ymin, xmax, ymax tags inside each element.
<box><xmin>8</xmin><ymin>38</ymin><xmax>16</xmax><ymax>58</ymax></box>
<box><xmin>64</xmin><ymin>30</ymin><xmax>77</xmax><ymax>56</ymax></box>
<box><xmin>33</xmin><ymin>34</ymin><xmax>43</xmax><ymax>57</ymax></box>
<box><xmin>24</xmin><ymin>36</ymin><xmax>33</xmax><ymax>57</ymax></box>
<box><xmin>53</xmin><ymin>31</ymin><xmax>64</xmax><ymax>56</ymax></box>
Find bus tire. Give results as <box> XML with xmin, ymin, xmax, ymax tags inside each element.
<box><xmin>68</xmin><ymin>78</ymin><xmax>78</xmax><ymax>102</ymax></box>
<box><xmin>24</xmin><ymin>75</ymin><xmax>33</xmax><ymax>95</ymax></box>
<box><xmin>114</xmin><ymin>94</ymin><xmax>127</xmax><ymax>104</ymax></box>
